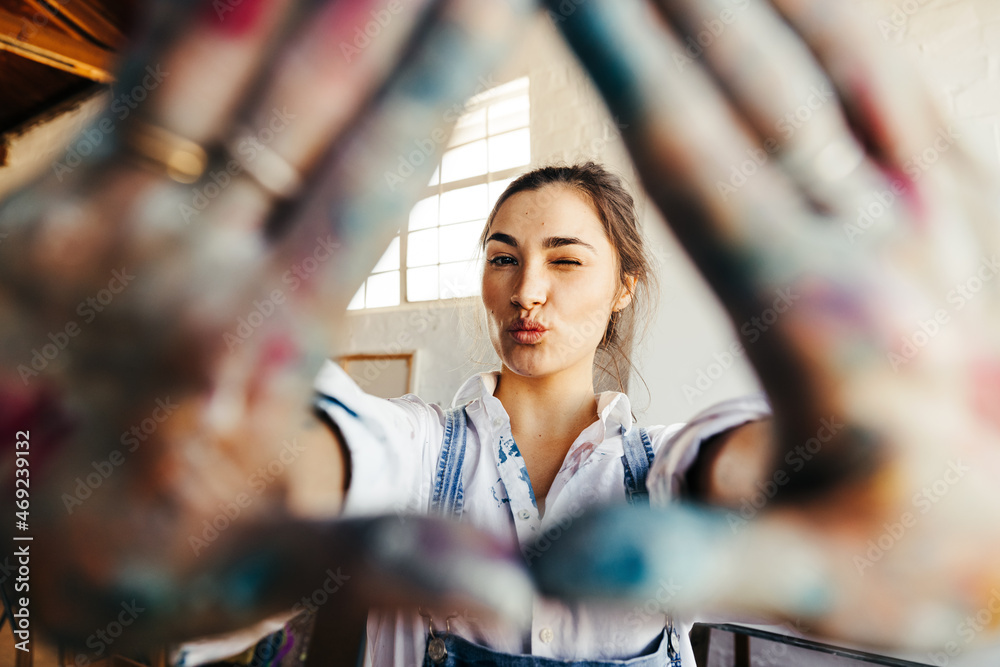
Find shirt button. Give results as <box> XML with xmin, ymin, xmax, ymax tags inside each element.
<box><xmin>539</xmin><ymin>627</ymin><xmax>554</xmax><ymax>644</ymax></box>
<box><xmin>492</xmin><ymin>417</ymin><xmax>503</xmax><ymax>427</ymax></box>
<box><xmin>518</xmin><ymin>509</ymin><xmax>531</xmax><ymax>520</ymax></box>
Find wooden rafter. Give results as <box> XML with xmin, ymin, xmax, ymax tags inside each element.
<box><xmin>0</xmin><ymin>5</ymin><xmax>116</xmax><ymax>82</ymax></box>
<box><xmin>37</xmin><ymin>0</ymin><xmax>124</xmax><ymax>49</ymax></box>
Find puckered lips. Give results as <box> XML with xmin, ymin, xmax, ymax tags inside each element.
<box><xmin>508</xmin><ymin>318</ymin><xmax>547</xmax><ymax>344</ymax></box>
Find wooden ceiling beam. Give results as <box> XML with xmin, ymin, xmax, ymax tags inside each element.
<box><xmin>40</xmin><ymin>0</ymin><xmax>125</xmax><ymax>49</ymax></box>
<box><xmin>21</xmin><ymin>0</ymin><xmax>84</xmax><ymax>44</ymax></box>
<box><xmin>0</xmin><ymin>6</ymin><xmax>115</xmax><ymax>82</ymax></box>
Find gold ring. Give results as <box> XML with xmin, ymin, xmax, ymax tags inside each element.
<box><xmin>123</xmin><ymin>120</ymin><xmax>208</xmax><ymax>184</ymax></box>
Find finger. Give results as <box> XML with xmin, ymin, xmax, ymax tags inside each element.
<box><xmin>529</xmin><ymin>504</ymin><xmax>841</xmax><ymax>631</ymax></box>
<box><xmin>661</xmin><ymin>1</ymin><xmax>994</xmax><ymax>340</ymax></box>
<box><xmin>170</xmin><ymin>0</ymin><xmax>440</xmax><ymax>234</ymax></box>
<box><xmin>229</xmin><ymin>0</ymin><xmax>440</xmax><ymax>193</ymax></box>
<box><xmin>770</xmin><ymin>0</ymin><xmax>1000</xmax><ymax>281</ymax></box>
<box><xmin>135</xmin><ymin>0</ymin><xmax>297</xmax><ymax>146</ymax></box>
<box><xmin>266</xmin><ymin>0</ymin><xmax>536</xmax><ymax>318</ymax></box>
<box><xmin>650</xmin><ymin>0</ymin><xmax>983</xmax><ymax>301</ymax></box>
<box><xmin>37</xmin><ymin>515</ymin><xmax>533</xmax><ymax>647</ymax></box>
<box><xmin>29</xmin><ymin>0</ymin><xmax>301</xmax><ymax>227</ymax></box>
<box><xmin>768</xmin><ymin>0</ymin><xmax>945</xmax><ymax>174</ymax></box>
<box><xmin>652</xmin><ymin>0</ymin><xmax>890</xmax><ymax>217</ymax></box>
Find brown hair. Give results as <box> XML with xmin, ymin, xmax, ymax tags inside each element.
<box><xmin>478</xmin><ymin>162</ymin><xmax>658</xmax><ymax>394</ymax></box>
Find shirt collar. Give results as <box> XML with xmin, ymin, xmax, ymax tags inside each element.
<box><xmin>451</xmin><ymin>371</ymin><xmax>635</xmax><ymax>437</ymax></box>
<box><xmin>597</xmin><ymin>389</ymin><xmax>634</xmax><ymax>436</ymax></box>
<box><xmin>451</xmin><ymin>371</ymin><xmax>498</xmax><ymax>407</ymax></box>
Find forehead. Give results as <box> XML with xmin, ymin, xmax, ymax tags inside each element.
<box><xmin>490</xmin><ymin>184</ymin><xmax>608</xmax><ymax>242</ymax></box>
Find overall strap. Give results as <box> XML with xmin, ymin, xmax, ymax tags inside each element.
<box><xmin>431</xmin><ymin>405</ymin><xmax>469</xmax><ymax>519</ymax></box>
<box><xmin>621</xmin><ymin>424</ymin><xmax>655</xmax><ymax>506</ymax></box>
<box><xmin>622</xmin><ymin>426</ymin><xmax>683</xmax><ymax>667</ymax></box>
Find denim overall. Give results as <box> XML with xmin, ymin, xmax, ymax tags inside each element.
<box><xmin>424</xmin><ymin>406</ymin><xmax>683</xmax><ymax>666</ymax></box>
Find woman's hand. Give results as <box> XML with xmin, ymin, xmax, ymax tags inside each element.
<box><xmin>538</xmin><ymin>0</ymin><xmax>1000</xmax><ymax>651</ymax></box>
<box><xmin>1</xmin><ymin>0</ymin><xmax>535</xmax><ymax>646</ymax></box>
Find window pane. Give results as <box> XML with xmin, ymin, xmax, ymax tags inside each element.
<box><xmin>448</xmin><ymin>107</ymin><xmax>486</xmax><ymax>147</ymax></box>
<box><xmin>428</xmin><ymin>165</ymin><xmax>440</xmax><ymax>187</ymax></box>
<box><xmin>407</xmin><ymin>228</ymin><xmax>439</xmax><ymax>267</ymax></box>
<box><xmin>440</xmin><ymin>220</ymin><xmax>485</xmax><ymax>264</ymax></box>
<box><xmin>409</xmin><ymin>196</ymin><xmax>438</xmax><ymax>231</ymax></box>
<box><xmin>488</xmin><ymin>96</ymin><xmax>529</xmax><ymax>135</ymax></box>
<box><xmin>365</xmin><ymin>271</ymin><xmax>399</xmax><ymax>308</ymax></box>
<box><xmin>489</xmin><ymin>177</ymin><xmax>514</xmax><ymax>210</ymax></box>
<box><xmin>347</xmin><ymin>283</ymin><xmax>365</xmax><ymax>310</ymax></box>
<box><xmin>372</xmin><ymin>236</ymin><xmax>400</xmax><ymax>273</ymax></box>
<box><xmin>489</xmin><ymin>128</ymin><xmax>530</xmax><ymax>172</ymax></box>
<box><xmin>440</xmin><ymin>183</ymin><xmax>488</xmax><ymax>225</ymax></box>
<box><xmin>441</xmin><ymin>139</ymin><xmax>487</xmax><ymax>184</ymax></box>
<box><xmin>439</xmin><ymin>260</ymin><xmax>481</xmax><ymax>299</ymax></box>
<box><xmin>407</xmin><ymin>266</ymin><xmax>438</xmax><ymax>302</ymax></box>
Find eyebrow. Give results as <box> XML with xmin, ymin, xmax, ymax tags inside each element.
<box><xmin>485</xmin><ymin>233</ymin><xmax>597</xmax><ymax>253</ymax></box>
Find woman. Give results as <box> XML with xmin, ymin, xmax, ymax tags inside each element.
<box><xmin>312</xmin><ymin>162</ymin><xmax>771</xmax><ymax>665</ymax></box>
<box><xmin>11</xmin><ymin>0</ymin><xmax>1000</xmax><ymax>660</ymax></box>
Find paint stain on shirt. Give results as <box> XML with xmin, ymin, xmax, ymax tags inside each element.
<box><xmin>491</xmin><ymin>481</ymin><xmax>510</xmax><ymax>507</ymax></box>
<box><xmin>516</xmin><ymin>467</ymin><xmax>537</xmax><ymax>508</ymax></box>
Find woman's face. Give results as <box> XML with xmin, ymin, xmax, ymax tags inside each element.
<box><xmin>482</xmin><ymin>184</ymin><xmax>632</xmax><ymax>380</ymax></box>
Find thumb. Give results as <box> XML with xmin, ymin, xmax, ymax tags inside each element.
<box><xmin>530</xmin><ymin>504</ymin><xmax>835</xmax><ymax>630</ymax></box>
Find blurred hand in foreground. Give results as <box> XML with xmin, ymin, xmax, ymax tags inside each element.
<box><xmin>536</xmin><ymin>0</ymin><xmax>1000</xmax><ymax>652</ymax></box>
<box><xmin>0</xmin><ymin>0</ymin><xmax>536</xmax><ymax>647</ymax></box>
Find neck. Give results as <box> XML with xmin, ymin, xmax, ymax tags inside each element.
<box><xmin>493</xmin><ymin>359</ymin><xmax>599</xmax><ymax>440</ymax></box>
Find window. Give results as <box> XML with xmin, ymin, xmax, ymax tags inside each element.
<box><xmin>348</xmin><ymin>77</ymin><xmax>530</xmax><ymax>310</ymax></box>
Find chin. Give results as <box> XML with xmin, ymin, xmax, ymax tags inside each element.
<box><xmin>511</xmin><ymin>364</ymin><xmax>545</xmax><ymax>377</ymax></box>
<box><xmin>501</xmin><ymin>348</ymin><xmax>555</xmax><ymax>378</ymax></box>
<box><xmin>507</xmin><ymin>346</ymin><xmax>599</xmax><ymax>382</ymax></box>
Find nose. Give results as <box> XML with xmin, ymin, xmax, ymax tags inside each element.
<box><xmin>511</xmin><ymin>262</ymin><xmax>547</xmax><ymax>310</ymax></box>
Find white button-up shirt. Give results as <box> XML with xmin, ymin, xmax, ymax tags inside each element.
<box><xmin>314</xmin><ymin>361</ymin><xmax>770</xmax><ymax>665</ymax></box>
